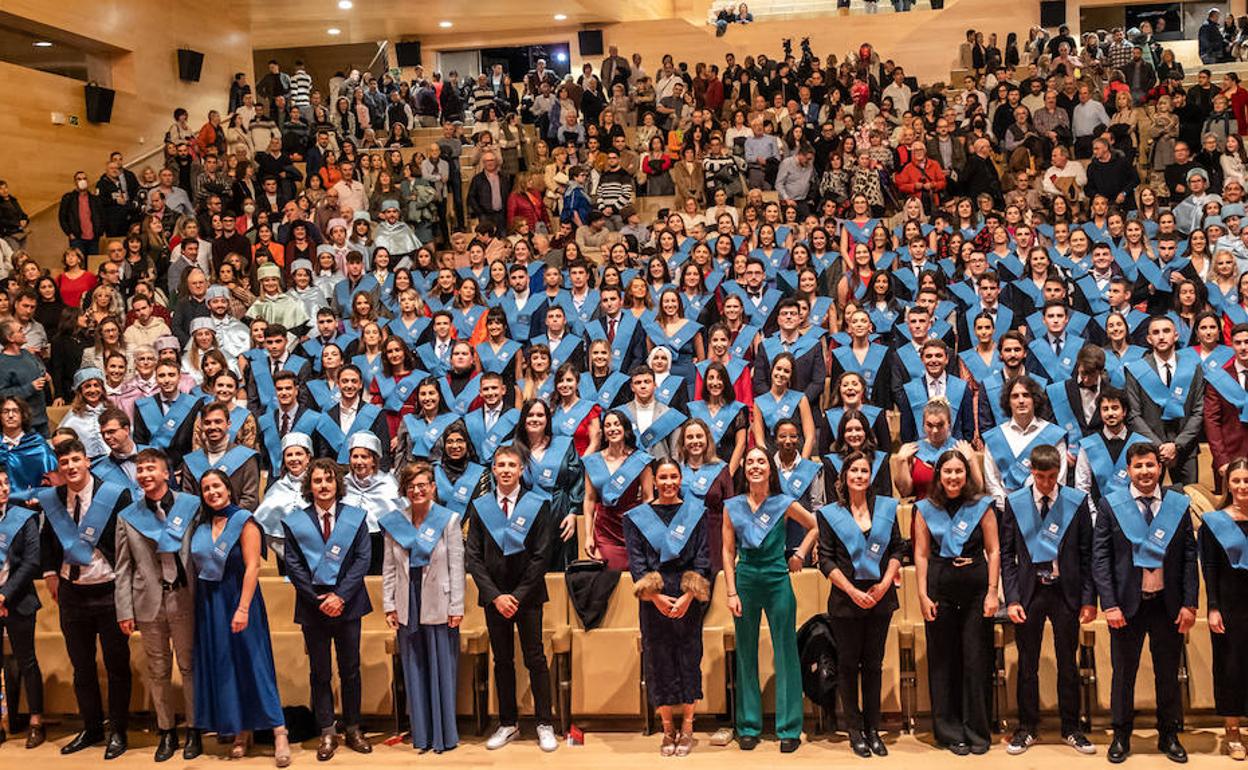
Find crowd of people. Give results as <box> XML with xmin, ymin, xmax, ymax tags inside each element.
<box><xmin>2</xmin><ymin>13</ymin><xmax>1248</xmax><ymax>766</ymax></box>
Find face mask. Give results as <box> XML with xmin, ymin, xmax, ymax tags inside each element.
<box><xmin>244</xmin><ymin>204</ymin><xmax>256</xmax><ymax>214</ymax></box>
<box><xmin>77</xmin><ymin>180</ymin><xmax>89</xmax><ymax>191</ymax></box>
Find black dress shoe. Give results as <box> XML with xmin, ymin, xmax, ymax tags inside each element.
<box><xmin>0</xmin><ymin>728</ymin><xmax>6</xmax><ymax>745</ymax></box>
<box><xmin>104</xmin><ymin>731</ymin><xmax>128</xmax><ymax>760</ymax></box>
<box><xmin>183</xmin><ymin>728</ymin><xmax>203</xmax><ymax>760</ymax></box>
<box><xmin>154</xmin><ymin>729</ymin><xmax>178</xmax><ymax>762</ymax></box>
<box><xmin>949</xmin><ymin>741</ymin><xmax>971</xmax><ymax>756</ymax></box>
<box><xmin>1108</xmin><ymin>735</ymin><xmax>1131</xmax><ymax>764</ymax></box>
<box><xmin>780</xmin><ymin>738</ymin><xmax>801</xmax><ymax>753</ymax></box>
<box><xmin>317</xmin><ymin>733</ymin><xmax>338</xmax><ymax>761</ymax></box>
<box><xmin>970</xmin><ymin>743</ymin><xmax>990</xmax><ymax>755</ymax></box>
<box><xmin>26</xmin><ymin>723</ymin><xmax>46</xmax><ymax>749</ymax></box>
<box><xmin>344</xmin><ymin>728</ymin><xmax>372</xmax><ymax>754</ymax></box>
<box><xmin>738</xmin><ymin>734</ymin><xmax>760</xmax><ymax>751</ymax></box>
<box><xmin>849</xmin><ymin>731</ymin><xmax>872</xmax><ymax>757</ymax></box>
<box><xmin>866</xmin><ymin>730</ymin><xmax>888</xmax><ymax>756</ymax></box>
<box><xmin>61</xmin><ymin>729</ymin><xmax>105</xmax><ymax>755</ymax></box>
<box><xmin>1159</xmin><ymin>734</ymin><xmax>1188</xmax><ymax>764</ymax></box>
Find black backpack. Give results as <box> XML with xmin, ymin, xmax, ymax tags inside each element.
<box><xmin>797</xmin><ymin>613</ymin><xmax>839</xmax><ymax>710</ymax></box>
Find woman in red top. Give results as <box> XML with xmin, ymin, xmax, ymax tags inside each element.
<box><xmin>370</xmin><ymin>336</ymin><xmax>422</xmax><ymax>443</ymax></box>
<box><xmin>56</xmin><ymin>247</ymin><xmax>96</xmax><ymax>308</ymax></box>
<box><xmin>505</xmin><ymin>172</ymin><xmax>549</xmax><ymax>234</ymax></box>
<box><xmin>551</xmin><ymin>363</ymin><xmax>600</xmax><ymax>456</ymax></box>
<box><xmin>893</xmin><ymin>400</ymin><xmax>981</xmax><ymax>505</ymax></box>
<box><xmin>583</xmin><ymin>410</ymin><xmax>654</xmax><ymax>570</ymax></box>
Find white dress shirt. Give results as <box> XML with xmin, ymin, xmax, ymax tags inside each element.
<box><xmin>983</xmin><ymin>417</ymin><xmax>1068</xmax><ymax>508</ymax></box>
<box><xmin>60</xmin><ymin>476</ymin><xmax>116</xmax><ymax>585</ymax></box>
<box><xmin>1129</xmin><ymin>484</ymin><xmax>1165</xmax><ymax>592</ymax></box>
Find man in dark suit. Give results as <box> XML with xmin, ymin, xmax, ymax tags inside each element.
<box><xmin>1124</xmin><ymin>315</ymin><xmax>1205</xmax><ymax>484</ymax></box>
<box><xmin>464</xmin><ymin>445</ymin><xmax>559</xmax><ymax>753</ymax></box>
<box><xmin>751</xmin><ymin>298</ymin><xmax>826</xmax><ymax>406</ymax></box>
<box><xmin>313</xmin><ymin>365</ymin><xmax>391</xmax><ymax>469</ymax></box>
<box><xmin>1025</xmin><ymin>301</ymin><xmax>1085</xmax><ymax>384</ymax></box>
<box><xmin>37</xmin><ymin>439</ymin><xmax>134</xmax><ymax>758</ymax></box>
<box><xmin>243</xmin><ymin>323</ymin><xmax>312</xmax><ymax>415</ymax></box>
<box><xmin>0</xmin><ymin>465</ymin><xmax>46</xmax><ymax>748</ymax></box>
<box><xmin>281</xmin><ymin>457</ymin><xmax>373</xmax><ymax>760</ymax></box>
<box><xmin>896</xmin><ymin>339</ymin><xmax>975</xmax><ymax>442</ymax></box>
<box><xmin>1203</xmin><ymin>322</ymin><xmax>1248</xmax><ymax>484</ymax></box>
<box><xmin>257</xmin><ymin>371</ymin><xmax>322</xmax><ymax>475</ymax></box>
<box><xmin>586</xmin><ymin>285</ymin><xmax>647</xmax><ymax>374</ymax></box>
<box><xmin>1093</xmin><ymin>442</ymin><xmax>1199</xmax><ymax>763</ymax></box>
<box><xmin>887</xmin><ymin>304</ymin><xmax>959</xmax><ymax>412</ymax></box>
<box><xmin>133</xmin><ymin>361</ymin><xmax>201</xmax><ymax>471</ymax></box>
<box><xmin>1001</xmin><ymin>445</ymin><xmax>1097</xmax><ymax>755</ymax></box>
<box><xmin>466</xmin><ymin>149</ymin><xmax>511</xmax><ymax>234</ymax></box>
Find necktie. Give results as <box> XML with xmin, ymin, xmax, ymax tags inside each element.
<box><xmin>322</xmin><ymin>512</ymin><xmax>333</xmax><ymax>541</ymax></box>
<box><xmin>607</xmin><ymin>317</ymin><xmax>617</xmax><ymax>343</ymax></box>
<box><xmin>161</xmin><ymin>399</ymin><xmax>171</xmax><ymax>416</ymax></box>
<box><xmin>1241</xmin><ymin>368</ymin><xmax>1248</xmax><ymax>391</ymax></box>
<box><xmin>272</xmin><ymin>358</ymin><xmax>281</xmax><ymax>377</ymax></box>
<box><xmin>485</xmin><ymin>410</ymin><xmax>497</xmax><ymax>431</ymax></box>
<box><xmin>154</xmin><ymin>500</ymin><xmax>180</xmax><ymax>584</ymax></box>
<box><xmin>1163</xmin><ymin>362</ymin><xmax>1173</xmax><ymax>387</ymax></box>
<box><xmin>1139</xmin><ymin>496</ymin><xmax>1155</xmax><ymax>525</ymax></box>
<box><xmin>1053</xmin><ymin>337</ymin><xmax>1062</xmax><ymax>357</ymax></box>
<box><xmin>501</xmin><ymin>497</ymin><xmax>511</xmax><ymax>518</ymax></box>
<box><xmin>281</xmin><ymin>412</ymin><xmax>292</xmax><ymax>435</ymax></box>
<box><xmin>69</xmin><ymin>495</ymin><xmax>83</xmax><ymax>582</ymax></box>
<box><xmin>1039</xmin><ymin>496</ymin><xmax>1051</xmax><ymax>520</ymax></box>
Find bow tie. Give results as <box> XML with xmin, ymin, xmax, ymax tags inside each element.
<box><xmin>1081</xmin><ymin>384</ymin><xmax>1099</xmax><ymax>392</ymax></box>
<box><xmin>113</xmin><ymin>454</ymin><xmax>137</xmax><ymax>463</ymax></box>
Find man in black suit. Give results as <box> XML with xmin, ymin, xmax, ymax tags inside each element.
<box><xmin>37</xmin><ymin>439</ymin><xmax>134</xmax><ymax>758</ymax></box>
<box><xmin>887</xmin><ymin>304</ymin><xmax>959</xmax><ymax>412</ymax></box>
<box><xmin>281</xmin><ymin>458</ymin><xmax>373</xmax><ymax>760</ymax></box>
<box><xmin>258</xmin><ymin>371</ymin><xmax>322</xmax><ymax>475</ymax></box>
<box><xmin>1093</xmin><ymin>442</ymin><xmax>1199</xmax><ymax>763</ymax></box>
<box><xmin>587</xmin><ymin>285</ymin><xmax>647</xmax><ymax>374</ymax></box>
<box><xmin>243</xmin><ymin>323</ymin><xmax>312</xmax><ymax>415</ymax></box>
<box><xmin>1001</xmin><ymin>445</ymin><xmax>1097</xmax><ymax>755</ymax></box>
<box><xmin>313</xmin><ymin>365</ymin><xmax>391</xmax><ymax>469</ymax></box>
<box><xmin>133</xmin><ymin>361</ymin><xmax>202</xmax><ymax>471</ymax></box>
<box><xmin>1124</xmin><ymin>315</ymin><xmax>1205</xmax><ymax>484</ymax></box>
<box><xmin>751</xmin><ymin>298</ymin><xmax>826</xmax><ymax>406</ymax></box>
<box><xmin>466</xmin><ymin>149</ymin><xmax>511</xmax><ymax>234</ymax></box>
<box><xmin>0</xmin><ymin>465</ymin><xmax>46</xmax><ymax>748</ymax></box>
<box><xmin>464</xmin><ymin>445</ymin><xmax>559</xmax><ymax>753</ymax></box>
<box><xmin>896</xmin><ymin>339</ymin><xmax>976</xmax><ymax>442</ymax></box>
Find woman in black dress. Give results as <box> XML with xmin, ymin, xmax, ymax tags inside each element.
<box><xmin>913</xmin><ymin>448</ymin><xmax>1000</xmax><ymax>755</ymax></box>
<box><xmin>1200</xmin><ymin>459</ymin><xmax>1248</xmax><ymax>761</ymax></box>
<box><xmin>623</xmin><ymin>459</ymin><xmax>711</xmax><ymax>757</ymax></box>
<box><xmin>817</xmin><ymin>451</ymin><xmax>902</xmax><ymax>757</ymax></box>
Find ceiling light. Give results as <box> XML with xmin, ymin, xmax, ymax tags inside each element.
<box><xmin>554</xmin><ymin>13</ymin><xmax>567</xmax><ymax>20</ymax></box>
<box><xmin>439</xmin><ymin>20</ymin><xmax>453</xmax><ymax>27</ymax></box>
<box><xmin>337</xmin><ymin>0</ymin><xmax>353</xmax><ymax>7</ymax></box>
<box><xmin>327</xmin><ymin>27</ymin><xmax>341</xmax><ymax>35</ymax></box>
<box><xmin>33</xmin><ymin>41</ymin><xmax>52</xmax><ymax>47</ymax></box>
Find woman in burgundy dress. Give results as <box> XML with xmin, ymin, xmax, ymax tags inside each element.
<box><xmin>583</xmin><ymin>409</ymin><xmax>654</xmax><ymax>569</ymax></box>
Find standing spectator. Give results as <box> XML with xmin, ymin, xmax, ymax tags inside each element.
<box><xmin>59</xmin><ymin>171</ymin><xmax>104</xmax><ymax>256</ymax></box>
<box><xmin>0</xmin><ymin>179</ymin><xmax>28</xmax><ymax>249</ymax></box>
<box><xmin>1201</xmin><ymin>9</ymin><xmax>1230</xmax><ymax>64</ymax></box>
<box><xmin>467</xmin><ymin>150</ymin><xmax>511</xmax><ymax>235</ymax></box>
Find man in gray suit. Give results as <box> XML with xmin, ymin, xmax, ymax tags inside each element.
<box><xmin>1124</xmin><ymin>316</ymin><xmax>1205</xmax><ymax>484</ymax></box>
<box><xmin>115</xmin><ymin>445</ymin><xmax>201</xmax><ymax>761</ymax></box>
<box><xmin>621</xmin><ymin>365</ymin><xmax>685</xmax><ymax>460</ymax></box>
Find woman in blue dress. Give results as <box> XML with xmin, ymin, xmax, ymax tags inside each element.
<box><xmin>751</xmin><ymin>353</ymin><xmax>815</xmax><ymax>458</ymax></box>
<box><xmin>645</xmin><ymin>288</ymin><xmax>704</xmax><ymax>400</ymax></box>
<box><xmin>381</xmin><ymin>461</ymin><xmax>463</xmax><ymax>754</ymax></box>
<box><xmin>190</xmin><ymin>469</ymin><xmax>289</xmax><ymax>766</ymax></box>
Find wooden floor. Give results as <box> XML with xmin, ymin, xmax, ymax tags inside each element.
<box><xmin>12</xmin><ymin>725</ymin><xmax>1243</xmax><ymax>768</ymax></box>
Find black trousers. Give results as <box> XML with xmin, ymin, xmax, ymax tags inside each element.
<box><xmin>485</xmin><ymin>603</ymin><xmax>552</xmax><ymax>727</ymax></box>
<box><xmin>302</xmin><ymin>617</ymin><xmax>363</xmax><ymax>732</ymax></box>
<box><xmin>1015</xmin><ymin>583</ymin><xmax>1081</xmax><ymax>735</ymax></box>
<box><xmin>0</xmin><ymin>611</ymin><xmax>43</xmax><ymax>714</ymax></box>
<box><xmin>60</xmin><ymin>581</ymin><xmax>131</xmax><ymax>733</ymax></box>
<box><xmin>926</xmin><ymin>562</ymin><xmax>992</xmax><ymax>749</ymax></box>
<box><xmin>1109</xmin><ymin>596</ymin><xmax>1183</xmax><ymax>734</ymax></box>
<box><xmin>830</xmin><ymin>613</ymin><xmax>891</xmax><ymax>732</ymax></box>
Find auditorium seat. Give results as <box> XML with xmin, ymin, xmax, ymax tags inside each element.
<box><xmin>569</xmin><ymin>572</ymin><xmax>643</xmax><ymax>718</ymax></box>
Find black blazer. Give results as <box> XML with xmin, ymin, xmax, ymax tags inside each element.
<box><xmin>1124</xmin><ymin>356</ymin><xmax>1205</xmax><ymax>454</ymax></box>
<box><xmin>39</xmin><ymin>474</ymin><xmax>133</xmax><ymax>575</ymax></box>
<box><xmin>1000</xmin><ymin>491</ymin><xmax>1095</xmax><ymax>611</ymax></box>
<box><xmin>466</xmin><ymin>170</ymin><xmax>513</xmax><ymax>217</ymax></box>
<box><xmin>463</xmin><ymin>486</ymin><xmax>552</xmax><ymax>608</ymax></box>
<box><xmin>1093</xmin><ymin>487</ymin><xmax>1199</xmax><ymax>620</ymax></box>
<box><xmin>133</xmin><ymin>395</ymin><xmax>202</xmax><ymax>470</ymax></box>
<box><xmin>815</xmin><ymin>508</ymin><xmax>903</xmax><ymax>618</ymax></box>
<box><xmin>751</xmin><ymin>341</ymin><xmax>826</xmax><ymax>408</ymax></box>
<box><xmin>0</xmin><ymin>509</ymin><xmax>42</xmax><ymax>616</ymax></box>
<box><xmin>281</xmin><ymin>502</ymin><xmax>373</xmax><ymax>626</ymax></box>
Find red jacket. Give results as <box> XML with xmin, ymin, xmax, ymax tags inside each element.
<box><xmin>1204</xmin><ymin>357</ymin><xmax>1248</xmax><ymax>471</ymax></box>
<box><xmin>506</xmin><ymin>190</ymin><xmax>548</xmax><ymax>232</ymax></box>
<box><xmin>893</xmin><ymin>158</ymin><xmax>947</xmax><ymax>206</ymax></box>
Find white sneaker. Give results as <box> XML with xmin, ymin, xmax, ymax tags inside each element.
<box><xmin>537</xmin><ymin>724</ymin><xmax>558</xmax><ymax>752</ymax></box>
<box><xmin>486</xmin><ymin>725</ymin><xmax>519</xmax><ymax>750</ymax></box>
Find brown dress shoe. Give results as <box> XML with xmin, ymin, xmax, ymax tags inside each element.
<box><xmin>316</xmin><ymin>734</ymin><xmax>338</xmax><ymax>761</ymax></box>
<box><xmin>26</xmin><ymin>723</ymin><xmax>46</xmax><ymax>750</ymax></box>
<box><xmin>344</xmin><ymin>729</ymin><xmax>372</xmax><ymax>754</ymax></box>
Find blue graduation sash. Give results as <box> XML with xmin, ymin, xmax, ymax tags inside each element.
<box><xmin>841</xmin><ymin>218</ymin><xmax>879</xmax><ymax>245</ymax></box>
<box><xmin>137</xmin><ymin>394</ymin><xmax>197</xmax><ymax>449</ymax></box>
<box><xmin>1106</xmin><ymin>488</ymin><xmax>1189</xmax><ymax>569</ymax></box>
<box><xmin>333</xmin><ymin>274</ymin><xmax>380</xmax><ymax>311</ymax></box>
<box><xmin>681</xmin><ymin>461</ymin><xmax>725</xmax><ymax>499</ymax></box>
<box><xmin>625</xmin><ymin>499</ymin><xmax>705</xmax><ymax>563</ymax></box>
<box><xmin>959</xmin><ymin>348</ymin><xmax>1003</xmax><ymax>385</ymax></box>
<box><xmin>311</xmin><ymin>403</ymin><xmax>383</xmax><ymax>463</ymax></box>
<box><xmin>1125</xmin><ymin>350</ymin><xmax>1199</xmax><ymax>421</ymax></box>
<box><xmin>1083</xmin><ymin>431</ymin><xmax>1147</xmax><ymax>496</ymax></box>
<box><xmin>905</xmin><ymin>377</ymin><xmax>966</xmax><ymax>436</ymax></box>
<box><xmin>982</xmin><ymin>422</ymin><xmax>1067</xmax><ymax>490</ymax></box>
<box><xmin>1112</xmin><ymin>246</ymin><xmax>1142</xmax><ymax>282</ymax></box>
<box><xmin>867</xmin><ymin>306</ymin><xmax>899</xmax><ymax>338</ymax></box>
<box><xmin>536</xmin><ymin>335</ymin><xmax>582</xmax><ymax>371</ymax></box>
<box><xmin>687</xmin><ymin>400</ymin><xmax>744</xmax><ymax>444</ymax></box>
<box><xmin>778</xmin><ymin>458</ymin><xmax>821</xmax><ymax>500</ymax></box>
<box><xmin>1028</xmin><ymin>336</ymin><xmax>1083</xmax><ymax>381</ymax></box>
<box><xmin>1009</xmin><ymin>277</ymin><xmax>1044</xmax><ymax>308</ymax></box>
<box><xmin>351</xmin><ymin>353</ymin><xmax>385</xmax><ymax>389</ymax></box>
<box><xmin>525</xmin><ymin>436</ymin><xmax>573</xmax><ymax>491</ymax></box>
<box><xmin>246</xmin><ymin>351</ymin><xmax>308</xmax><ymax>406</ymax></box>
<box><xmin>916</xmin><ymin>497</ymin><xmax>992</xmax><ymax>558</ymax></box>
<box><xmin>895</xmin><ymin>344</ymin><xmax>924</xmax><ymax>382</ymax></box>
<box><xmin>1203</xmin><ymin>360</ymin><xmax>1248</xmax><ymax>420</ymax></box>
<box><xmin>37</xmin><ymin>482</ymin><xmax>125</xmax><ymax>566</ymax></box>
<box><xmin>945</xmin><ymin>279</ymin><xmax>977</xmax><ymax>309</ymax></box>
<box><xmin>439</xmin><ymin>375</ymin><xmax>481</xmax><ymax>415</ymax></box>
<box><xmin>1200</xmin><ymin>509</ymin><xmax>1248</xmax><ymax>570</ymax></box>
<box><xmin>823</xmin><ymin>450</ymin><xmax>887</xmax><ymax>485</ymax></box>
<box><xmin>655</xmin><ymin>376</ymin><xmax>686</xmax><ymax>406</ymax></box>
<box><xmin>451</xmin><ymin>305</ymin><xmax>487</xmax><ymax>340</ymax></box>
<box><xmin>119</xmin><ymin>492</ymin><xmax>198</xmax><ymax>553</ymax></box>
<box><xmin>1008</xmin><ymin>485</ymin><xmax>1085</xmax><ymax>563</ymax></box>
<box><xmin>1082</xmin><ymin>220</ymin><xmax>1111</xmax><ymax>242</ymax></box>
<box><xmin>1202</xmin><ymin>345</ymin><xmax>1235</xmax><ymax>373</ymax></box>
<box><xmin>725</xmin><ymin>494</ymin><xmax>794</xmax><ymax>549</ymax></box>
<box><xmin>1046</xmin><ymin>381</ymin><xmax>1085</xmax><ymax>447</ymax></box>
<box><xmin>182</xmin><ymin>446</ymin><xmax>259</xmax><ymax>484</ymax></box>
<box><xmin>257</xmin><ymin>408</ymin><xmax>323</xmax><ymax>471</ymax></box>
<box><xmin>0</xmin><ymin>506</ymin><xmax>37</xmax><ymax>569</ymax></box>
<box><xmin>644</xmin><ymin>317</ymin><xmax>702</xmax><ymax>356</ymax></box>
<box><xmin>0</xmin><ymin>432</ymin><xmax>58</xmax><ymax>500</ymax></box>
<box><xmin>585</xmin><ymin>313</ymin><xmax>640</xmax><ymax>369</ymax></box>
<box><xmin>305</xmin><ymin>380</ymin><xmax>340</xmax><ymax>412</ymax></box>
<box><xmin>988</xmin><ymin>251</ymin><xmax>1024</xmax><ymax>280</ymax></box>
<box><xmin>404</xmin><ymin>412</ymin><xmax>459</xmax><ymax>458</ymax></box>
<box><xmin>378</xmin><ymin>503</ymin><xmax>456</xmax><ymax>569</ymax></box>
<box><xmin>819</xmin><ymin>497</ymin><xmax>897</xmax><ymax>580</ymax></box>
<box><xmin>966</xmin><ymin>302</ymin><xmax>1014</xmax><ymax>344</ymax></box>
<box><xmin>191</xmin><ymin>508</ymin><xmax>254</xmax><ymax>581</ymax></box>
<box><xmin>457</xmin><ymin>265</ymin><xmax>490</xmax><ymax>289</ymax></box>
<box><xmin>1104</xmin><ymin>345</ymin><xmax>1146</xmax><ymax>388</ymax></box>
<box><xmin>379</xmin><ymin>370</ymin><xmax>428</xmax><ymax>412</ymax></box>
<box><xmin>634</xmin><ymin>407</ymin><xmax>685</xmax><ymax>450</ymax></box>
<box><xmin>1207</xmin><ymin>283</ymin><xmax>1239</xmax><ymax>314</ymax></box>
<box><xmin>477</xmin><ymin>339</ymin><xmax>522</xmax><ymax>374</ymax></box>
<box><xmin>1026</xmin><ymin>309</ymin><xmax>1091</xmax><ymax>341</ymax></box>
<box><xmin>434</xmin><ymin>462</ymin><xmax>485</xmax><ymax>514</ymax></box>
<box><xmin>415</xmin><ymin>342</ymin><xmax>452</xmax><ymax>377</ymax></box>
<box><xmin>1074</xmin><ymin>274</ymin><xmax>1111</xmax><ymax>316</ymax></box>
<box><xmin>580</xmin><ymin>371</ymin><xmax>630</xmax><ymax>411</ymax></box>
<box><xmin>465</xmin><ymin>408</ymin><xmax>520</xmax><ymax>462</ymax></box>
<box><xmin>386</xmin><ymin>316</ymin><xmax>431</xmax><ymax>347</ymax></box>
<box><xmin>695</xmin><ymin>357</ymin><xmax>749</xmax><ymax>391</ymax></box>
<box><xmin>1227</xmin><ymin>302</ymin><xmax>1248</xmax><ymax>327</ymax></box>
<box><xmin>284</xmin><ymin>504</ymin><xmax>368</xmax><ymax>585</ymax></box>
<box><xmin>742</xmin><ymin>289</ymin><xmax>782</xmax><ymax>328</ymax></box>
<box><xmin>762</xmin><ymin>332</ymin><xmax>820</xmax><ymax>366</ymax></box>
<box><xmin>729</xmin><ymin>324</ymin><xmax>761</xmax><ymax>359</ymax></box>
<box><xmin>1137</xmin><ymin>256</ymin><xmax>1191</xmax><ymax>293</ymax></box>
<box><xmin>584</xmin><ymin>450</ymin><xmax>653</xmax><ymax>506</ymax></box>
<box><xmin>1094</xmin><ymin>307</ymin><xmax>1149</xmax><ymax>339</ymax></box>
<box><xmin>915</xmin><ymin>436</ymin><xmax>959</xmax><ymax>464</ymax></box>
<box><xmin>500</xmin><ymin>294</ymin><xmax>541</xmax><ymax>341</ymax></box>
<box><xmin>756</xmin><ymin>389</ymin><xmax>804</xmax><ymax>433</ymax></box>
<box><xmin>553</xmin><ymin>399</ymin><xmax>595</xmax><ymax>438</ymax></box>
<box><xmin>566</xmin><ymin>290</ymin><xmax>600</xmax><ymax>331</ymax></box>
<box><xmin>474</xmin><ymin>490</ymin><xmax>548</xmax><ymax>556</ymax></box>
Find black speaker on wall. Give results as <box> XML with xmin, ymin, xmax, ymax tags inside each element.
<box><xmin>84</xmin><ymin>83</ymin><xmax>115</xmax><ymax>123</ymax></box>
<box><xmin>1040</xmin><ymin>0</ymin><xmax>1067</xmax><ymax>27</ymax></box>
<box><xmin>177</xmin><ymin>49</ymin><xmax>204</xmax><ymax>82</ymax></box>
<box><xmin>578</xmin><ymin>30</ymin><xmax>604</xmax><ymax>57</ymax></box>
<box><xmin>395</xmin><ymin>41</ymin><xmax>422</xmax><ymax>67</ymax></box>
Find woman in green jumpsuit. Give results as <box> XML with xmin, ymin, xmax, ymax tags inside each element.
<box><xmin>721</xmin><ymin>446</ymin><xmax>818</xmax><ymax>752</ymax></box>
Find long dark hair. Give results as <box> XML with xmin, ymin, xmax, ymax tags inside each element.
<box><xmin>835</xmin><ymin>449</ymin><xmax>878</xmax><ymax>507</ymax></box>
<box><xmin>925</xmin><ymin>449</ymin><xmax>983</xmax><ymax>509</ymax></box>
<box><xmin>737</xmin><ymin>446</ymin><xmax>782</xmax><ymax>496</ymax></box>
<box><xmin>511</xmin><ymin>398</ymin><xmax>553</xmax><ymax>461</ymax></box>
<box><xmin>196</xmin><ymin>469</ymin><xmax>236</xmax><ymax>523</ymax></box>
<box><xmin>601</xmin><ymin>408</ymin><xmax>639</xmax><ymax>451</ymax></box>
<box><xmin>1220</xmin><ymin>457</ymin><xmax>1248</xmax><ymax>509</ymax></box>
<box><xmin>831</xmin><ymin>409</ymin><xmax>879</xmax><ymax>455</ymax></box>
